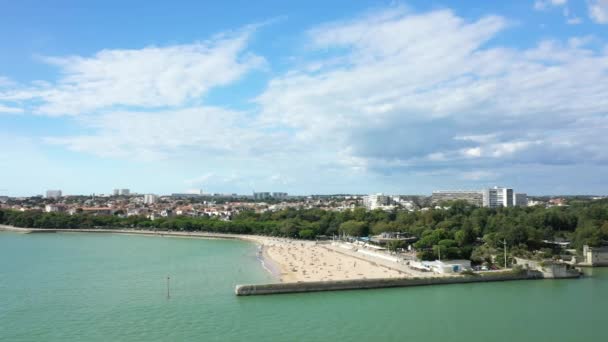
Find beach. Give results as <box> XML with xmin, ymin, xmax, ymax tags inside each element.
<box><xmin>259</xmin><ymin>239</ymin><xmax>408</xmax><ymax>282</ymax></box>
<box><xmin>0</xmin><ymin>225</ymin><xmax>419</xmax><ymax>282</ymax></box>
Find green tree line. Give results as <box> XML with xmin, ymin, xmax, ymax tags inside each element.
<box><xmin>2</xmin><ymin>198</ymin><xmax>607</xmax><ymax>262</ymax></box>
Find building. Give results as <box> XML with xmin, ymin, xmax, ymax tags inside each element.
<box><xmin>416</xmin><ymin>260</ymin><xmax>472</xmax><ymax>274</ymax></box>
<box><xmin>482</xmin><ymin>186</ymin><xmax>513</xmax><ymax>208</ymax></box>
<box><xmin>362</xmin><ymin>193</ymin><xmax>391</xmax><ymax>210</ymax></box>
<box><xmin>549</xmin><ymin>198</ymin><xmax>567</xmax><ymax>206</ymax></box>
<box><xmin>144</xmin><ymin>194</ymin><xmax>158</xmax><ymax>204</ymax></box>
<box><xmin>45</xmin><ymin>204</ymin><xmax>66</xmax><ymax>213</ymax></box>
<box><xmin>431</xmin><ymin>190</ymin><xmax>483</xmax><ymax>206</ymax></box>
<box><xmin>513</xmin><ymin>193</ymin><xmax>528</xmax><ymax>207</ymax></box>
<box><xmin>272</xmin><ymin>192</ymin><xmax>288</xmax><ymax>200</ymax></box>
<box><xmin>46</xmin><ymin>190</ymin><xmax>62</xmax><ymax>199</ymax></box>
<box><xmin>81</xmin><ymin>207</ymin><xmax>113</xmax><ymax>215</ymax></box>
<box><xmin>253</xmin><ymin>192</ymin><xmax>271</xmax><ymax>200</ymax></box>
<box><xmin>582</xmin><ymin>245</ymin><xmax>608</xmax><ymax>266</ymax></box>
<box><xmin>171</xmin><ymin>193</ymin><xmax>203</xmax><ymax>198</ymax></box>
<box><xmin>113</xmin><ymin>189</ymin><xmax>130</xmax><ymax>196</ymax></box>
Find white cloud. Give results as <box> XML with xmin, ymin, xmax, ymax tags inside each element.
<box><xmin>0</xmin><ymin>76</ymin><xmax>14</xmax><ymax>87</ymax></box>
<box><xmin>0</xmin><ymin>29</ymin><xmax>264</xmax><ymax>116</ymax></box>
<box><xmin>45</xmin><ymin>106</ymin><xmax>283</xmax><ymax>161</ymax></box>
<box><xmin>460</xmin><ymin>170</ymin><xmax>499</xmax><ymax>181</ymax></box>
<box><xmin>7</xmin><ymin>6</ymin><xmax>608</xmax><ymax>192</ymax></box>
<box><xmin>185</xmin><ymin>173</ymin><xmax>216</xmax><ymax>186</ymax></box>
<box><xmin>588</xmin><ymin>0</ymin><xmax>608</xmax><ymax>23</ymax></box>
<box><xmin>563</xmin><ymin>7</ymin><xmax>583</xmax><ymax>24</ymax></box>
<box><xmin>256</xmin><ymin>7</ymin><xmax>608</xmax><ymax>175</ymax></box>
<box><xmin>534</xmin><ymin>0</ymin><xmax>567</xmax><ymax>10</ymax></box>
<box><xmin>0</xmin><ymin>104</ymin><xmax>23</xmax><ymax>114</ymax></box>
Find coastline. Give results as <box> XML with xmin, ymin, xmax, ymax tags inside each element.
<box><xmin>0</xmin><ymin>225</ymin><xmax>411</xmax><ymax>283</ymax></box>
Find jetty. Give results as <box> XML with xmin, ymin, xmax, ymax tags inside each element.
<box><xmin>235</xmin><ymin>267</ymin><xmax>579</xmax><ymax>296</ymax></box>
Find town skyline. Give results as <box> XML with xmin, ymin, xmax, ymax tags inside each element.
<box><xmin>2</xmin><ymin>1</ymin><xmax>608</xmax><ymax>196</ymax></box>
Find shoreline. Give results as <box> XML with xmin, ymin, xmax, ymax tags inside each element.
<box><xmin>0</xmin><ymin>225</ymin><xmax>415</xmax><ymax>283</ymax></box>
<box><xmin>0</xmin><ymin>224</ymin><xmax>266</xmax><ymax>243</ymax></box>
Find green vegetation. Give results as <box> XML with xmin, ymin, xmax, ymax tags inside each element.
<box><xmin>2</xmin><ymin>198</ymin><xmax>608</xmax><ymax>262</ymax></box>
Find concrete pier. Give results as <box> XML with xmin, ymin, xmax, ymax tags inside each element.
<box><xmin>235</xmin><ymin>270</ymin><xmax>572</xmax><ymax>296</ymax></box>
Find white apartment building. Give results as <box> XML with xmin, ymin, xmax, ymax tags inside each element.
<box><xmin>362</xmin><ymin>193</ymin><xmax>391</xmax><ymax>210</ymax></box>
<box><xmin>113</xmin><ymin>189</ymin><xmax>130</xmax><ymax>196</ymax></box>
<box><xmin>46</xmin><ymin>190</ymin><xmax>62</xmax><ymax>199</ymax></box>
<box><xmin>482</xmin><ymin>186</ymin><xmax>514</xmax><ymax>208</ymax></box>
<box><xmin>144</xmin><ymin>194</ymin><xmax>158</xmax><ymax>204</ymax></box>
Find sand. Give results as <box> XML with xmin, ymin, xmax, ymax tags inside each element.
<box><xmin>259</xmin><ymin>238</ymin><xmax>407</xmax><ymax>282</ymax></box>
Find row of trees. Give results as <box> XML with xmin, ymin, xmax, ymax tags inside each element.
<box><xmin>2</xmin><ymin>198</ymin><xmax>608</xmax><ymax>262</ymax></box>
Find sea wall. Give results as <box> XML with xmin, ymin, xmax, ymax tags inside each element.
<box><xmin>235</xmin><ymin>271</ymin><xmax>555</xmax><ymax>296</ymax></box>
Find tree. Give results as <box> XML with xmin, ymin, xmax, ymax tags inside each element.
<box><xmin>371</xmin><ymin>221</ymin><xmax>395</xmax><ymax>235</ymax></box>
<box><xmin>339</xmin><ymin>220</ymin><xmax>367</xmax><ymax>237</ymax></box>
<box><xmin>298</xmin><ymin>229</ymin><xmax>315</xmax><ymax>239</ymax></box>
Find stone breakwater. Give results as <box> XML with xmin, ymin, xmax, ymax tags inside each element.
<box><xmin>235</xmin><ymin>270</ymin><xmax>579</xmax><ymax>296</ymax></box>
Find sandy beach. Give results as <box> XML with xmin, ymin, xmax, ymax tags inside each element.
<box><xmin>258</xmin><ymin>238</ymin><xmax>409</xmax><ymax>282</ymax></box>
<box><xmin>0</xmin><ymin>225</ymin><xmax>414</xmax><ymax>283</ymax></box>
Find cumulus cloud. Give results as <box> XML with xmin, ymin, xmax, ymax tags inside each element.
<box><xmin>588</xmin><ymin>0</ymin><xmax>608</xmax><ymax>23</ymax></box>
<box><xmin>256</xmin><ymin>7</ymin><xmax>608</xmax><ymax>176</ymax></box>
<box><xmin>0</xmin><ymin>29</ymin><xmax>264</xmax><ymax>116</ymax></box>
<box><xmin>5</xmin><ymin>6</ymin><xmax>608</xmax><ymax>192</ymax></box>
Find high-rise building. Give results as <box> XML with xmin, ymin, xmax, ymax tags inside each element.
<box><xmin>362</xmin><ymin>193</ymin><xmax>391</xmax><ymax>210</ymax></box>
<box><xmin>431</xmin><ymin>190</ymin><xmax>483</xmax><ymax>206</ymax></box>
<box><xmin>119</xmin><ymin>189</ymin><xmax>130</xmax><ymax>196</ymax></box>
<box><xmin>112</xmin><ymin>189</ymin><xmax>120</xmax><ymax>196</ymax></box>
<box><xmin>482</xmin><ymin>186</ymin><xmax>514</xmax><ymax>208</ymax></box>
<box><xmin>46</xmin><ymin>190</ymin><xmax>62</xmax><ymax>199</ymax></box>
<box><xmin>253</xmin><ymin>192</ymin><xmax>271</xmax><ymax>200</ymax></box>
<box><xmin>272</xmin><ymin>192</ymin><xmax>288</xmax><ymax>199</ymax></box>
<box><xmin>514</xmin><ymin>193</ymin><xmax>528</xmax><ymax>207</ymax></box>
<box><xmin>144</xmin><ymin>194</ymin><xmax>158</xmax><ymax>204</ymax></box>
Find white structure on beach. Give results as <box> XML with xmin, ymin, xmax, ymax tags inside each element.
<box><xmin>418</xmin><ymin>260</ymin><xmax>472</xmax><ymax>274</ymax></box>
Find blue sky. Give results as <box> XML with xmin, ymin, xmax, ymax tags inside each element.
<box><xmin>1</xmin><ymin>0</ymin><xmax>608</xmax><ymax>196</ymax></box>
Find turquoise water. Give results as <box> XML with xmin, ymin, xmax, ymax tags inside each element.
<box><xmin>1</xmin><ymin>232</ymin><xmax>605</xmax><ymax>341</ymax></box>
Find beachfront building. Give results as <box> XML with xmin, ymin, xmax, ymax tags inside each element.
<box><xmin>482</xmin><ymin>186</ymin><xmax>514</xmax><ymax>208</ymax></box>
<box><xmin>46</xmin><ymin>190</ymin><xmax>62</xmax><ymax>199</ymax></box>
<box><xmin>431</xmin><ymin>190</ymin><xmax>483</xmax><ymax>206</ymax></box>
<box><xmin>423</xmin><ymin>260</ymin><xmax>472</xmax><ymax>274</ymax></box>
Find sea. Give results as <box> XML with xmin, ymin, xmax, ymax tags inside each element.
<box><xmin>0</xmin><ymin>232</ymin><xmax>605</xmax><ymax>341</ymax></box>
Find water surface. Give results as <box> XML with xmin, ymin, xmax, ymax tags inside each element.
<box><xmin>1</xmin><ymin>232</ymin><xmax>605</xmax><ymax>341</ymax></box>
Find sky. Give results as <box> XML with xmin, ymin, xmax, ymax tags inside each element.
<box><xmin>1</xmin><ymin>0</ymin><xmax>608</xmax><ymax>196</ymax></box>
